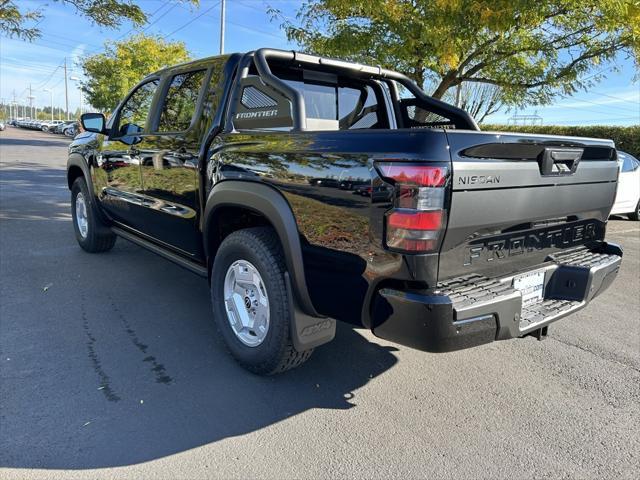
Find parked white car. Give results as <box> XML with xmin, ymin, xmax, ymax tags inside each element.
<box><xmin>611</xmin><ymin>151</ymin><xmax>640</xmax><ymax>220</ymax></box>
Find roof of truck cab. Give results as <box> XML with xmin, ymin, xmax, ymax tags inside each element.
<box><xmin>146</xmin><ymin>53</ymin><xmax>240</xmax><ymax>78</ymax></box>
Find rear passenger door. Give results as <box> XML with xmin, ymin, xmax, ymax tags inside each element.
<box><xmin>136</xmin><ymin>67</ymin><xmax>211</xmax><ymax>258</ymax></box>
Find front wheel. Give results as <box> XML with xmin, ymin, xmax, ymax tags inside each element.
<box><xmin>628</xmin><ymin>200</ymin><xmax>640</xmax><ymax>221</ymax></box>
<box><xmin>210</xmin><ymin>227</ymin><xmax>313</xmax><ymax>375</ymax></box>
<box><xmin>71</xmin><ymin>177</ymin><xmax>116</xmax><ymax>253</ymax></box>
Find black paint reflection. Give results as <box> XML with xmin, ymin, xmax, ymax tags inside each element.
<box><xmin>209</xmin><ymin>129</ymin><xmax>449</xmax><ymax>325</ymax></box>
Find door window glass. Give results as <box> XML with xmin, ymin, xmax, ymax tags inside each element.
<box><xmin>621</xmin><ymin>153</ymin><xmax>639</xmax><ymax>172</ymax></box>
<box><xmin>116</xmin><ymin>79</ymin><xmax>160</xmax><ymax>137</ymax></box>
<box><xmin>157</xmin><ymin>69</ymin><xmax>207</xmax><ymax>132</ymax></box>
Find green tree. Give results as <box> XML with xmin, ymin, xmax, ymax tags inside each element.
<box><xmin>276</xmin><ymin>0</ymin><xmax>640</xmax><ymax>107</ymax></box>
<box><xmin>0</xmin><ymin>1</ymin><xmax>199</xmax><ymax>40</ymax></box>
<box><xmin>80</xmin><ymin>34</ymin><xmax>191</xmax><ymax>111</ymax></box>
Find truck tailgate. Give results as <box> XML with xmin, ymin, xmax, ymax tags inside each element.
<box><xmin>439</xmin><ymin>130</ymin><xmax>618</xmax><ymax>281</ymax></box>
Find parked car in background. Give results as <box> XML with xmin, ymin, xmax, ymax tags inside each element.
<box><xmin>308</xmin><ymin>177</ymin><xmax>341</xmax><ymax>188</ymax></box>
<box><xmin>52</xmin><ymin>121</ymin><xmax>75</xmax><ymax>134</ymax></box>
<box><xmin>0</xmin><ymin>121</ymin><xmax>5</xmax><ymax>131</ymax></box>
<box><xmin>20</xmin><ymin>119</ymin><xmax>42</xmax><ymax>130</ymax></box>
<box><xmin>41</xmin><ymin>120</ymin><xmax>65</xmax><ymax>132</ymax></box>
<box><xmin>62</xmin><ymin>122</ymin><xmax>78</xmax><ymax>137</ymax></box>
<box><xmin>611</xmin><ymin>151</ymin><xmax>640</xmax><ymax>220</ymax></box>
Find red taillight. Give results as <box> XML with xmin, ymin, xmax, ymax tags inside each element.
<box><xmin>387</xmin><ymin>211</ymin><xmax>443</xmax><ymax>230</ymax></box>
<box><xmin>376</xmin><ymin>162</ymin><xmax>449</xmax><ymax>253</ymax></box>
<box><xmin>378</xmin><ymin>164</ymin><xmax>447</xmax><ymax>187</ymax></box>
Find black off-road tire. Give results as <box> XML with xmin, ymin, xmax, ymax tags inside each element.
<box><xmin>71</xmin><ymin>177</ymin><xmax>116</xmax><ymax>253</ymax></box>
<box><xmin>628</xmin><ymin>200</ymin><xmax>640</xmax><ymax>221</ymax></box>
<box><xmin>210</xmin><ymin>227</ymin><xmax>313</xmax><ymax>375</ymax></box>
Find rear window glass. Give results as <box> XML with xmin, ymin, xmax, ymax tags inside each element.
<box><xmin>283</xmin><ymin>79</ymin><xmax>383</xmax><ymax>130</ymax></box>
<box><xmin>157</xmin><ymin>69</ymin><xmax>207</xmax><ymax>132</ymax></box>
<box><xmin>233</xmin><ymin>68</ymin><xmax>388</xmax><ymax>132</ymax></box>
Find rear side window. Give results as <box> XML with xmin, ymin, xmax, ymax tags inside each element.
<box><xmin>116</xmin><ymin>79</ymin><xmax>160</xmax><ymax>136</ymax></box>
<box><xmin>157</xmin><ymin>69</ymin><xmax>207</xmax><ymax>132</ymax></box>
<box><xmin>621</xmin><ymin>153</ymin><xmax>639</xmax><ymax>172</ymax></box>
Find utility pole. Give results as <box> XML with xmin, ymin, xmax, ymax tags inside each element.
<box><xmin>28</xmin><ymin>84</ymin><xmax>33</xmax><ymax>118</ymax></box>
<box><xmin>219</xmin><ymin>0</ymin><xmax>225</xmax><ymax>55</ymax></box>
<box><xmin>69</xmin><ymin>76</ymin><xmax>83</xmax><ymax>115</ymax></box>
<box><xmin>455</xmin><ymin>83</ymin><xmax>462</xmax><ymax>108</ymax></box>
<box><xmin>64</xmin><ymin>57</ymin><xmax>69</xmax><ymax>120</ymax></box>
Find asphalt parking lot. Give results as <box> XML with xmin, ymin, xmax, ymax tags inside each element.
<box><xmin>1</xmin><ymin>127</ymin><xmax>639</xmax><ymax>479</ymax></box>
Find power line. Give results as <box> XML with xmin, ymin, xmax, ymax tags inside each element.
<box><xmin>549</xmin><ymin>116</ymin><xmax>639</xmax><ymax>125</ymax></box>
<box><xmin>558</xmin><ymin>96</ymin><xmax>640</xmax><ymax>115</ymax></box>
<box><xmin>42</xmin><ymin>32</ymin><xmax>103</xmax><ymax>50</ymax></box>
<box><xmin>117</xmin><ymin>2</ymin><xmax>177</xmax><ymax>40</ymax></box>
<box><xmin>162</xmin><ymin>2</ymin><xmax>221</xmax><ymax>40</ymax></box>
<box><xmin>589</xmin><ymin>90</ymin><xmax>640</xmax><ymax>105</ymax></box>
<box><xmin>174</xmin><ymin>1</ymin><xmax>284</xmax><ymax>40</ymax></box>
<box><xmin>0</xmin><ymin>36</ymin><xmax>93</xmax><ymax>56</ymax></box>
<box><xmin>33</xmin><ymin>62</ymin><xmax>64</xmax><ymax>89</ymax></box>
<box><xmin>1</xmin><ymin>63</ymin><xmax>67</xmax><ymax>76</ymax></box>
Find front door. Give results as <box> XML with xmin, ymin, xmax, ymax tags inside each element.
<box><xmin>96</xmin><ymin>78</ymin><xmax>160</xmax><ymax>232</ymax></box>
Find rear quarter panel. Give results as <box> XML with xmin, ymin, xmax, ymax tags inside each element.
<box><xmin>210</xmin><ymin>129</ymin><xmax>450</xmax><ymax>325</ymax></box>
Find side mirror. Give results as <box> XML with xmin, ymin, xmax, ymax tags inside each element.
<box><xmin>116</xmin><ymin>123</ymin><xmax>143</xmax><ymax>145</ymax></box>
<box><xmin>80</xmin><ymin>113</ymin><xmax>106</xmax><ymax>134</ymax></box>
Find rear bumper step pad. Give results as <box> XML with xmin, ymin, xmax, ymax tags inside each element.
<box><xmin>370</xmin><ymin>243</ymin><xmax>622</xmax><ymax>352</ymax></box>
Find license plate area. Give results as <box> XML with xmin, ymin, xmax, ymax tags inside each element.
<box><xmin>513</xmin><ymin>269</ymin><xmax>545</xmax><ymax>306</ymax></box>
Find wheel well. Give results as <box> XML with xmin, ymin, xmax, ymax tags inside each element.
<box><xmin>206</xmin><ymin>206</ymin><xmax>273</xmax><ymax>270</ymax></box>
<box><xmin>67</xmin><ymin>165</ymin><xmax>84</xmax><ymax>189</ymax></box>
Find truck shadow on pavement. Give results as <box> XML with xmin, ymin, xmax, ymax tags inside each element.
<box><xmin>0</xmin><ymin>165</ymin><xmax>399</xmax><ymax>470</ymax></box>
<box><xmin>0</xmin><ymin>136</ymin><xmax>71</xmax><ymax>148</ymax></box>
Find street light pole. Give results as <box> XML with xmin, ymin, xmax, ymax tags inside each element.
<box><xmin>219</xmin><ymin>0</ymin><xmax>225</xmax><ymax>54</ymax></box>
<box><xmin>27</xmin><ymin>95</ymin><xmax>35</xmax><ymax>119</ymax></box>
<box><xmin>43</xmin><ymin>89</ymin><xmax>53</xmax><ymax>121</ymax></box>
<box><xmin>64</xmin><ymin>58</ymin><xmax>69</xmax><ymax>120</ymax></box>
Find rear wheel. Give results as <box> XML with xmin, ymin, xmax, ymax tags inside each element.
<box><xmin>71</xmin><ymin>177</ymin><xmax>116</xmax><ymax>253</ymax></box>
<box><xmin>628</xmin><ymin>200</ymin><xmax>640</xmax><ymax>221</ymax></box>
<box><xmin>210</xmin><ymin>227</ymin><xmax>313</xmax><ymax>375</ymax></box>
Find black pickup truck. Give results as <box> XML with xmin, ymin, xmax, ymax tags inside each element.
<box><xmin>68</xmin><ymin>48</ymin><xmax>622</xmax><ymax>374</ymax></box>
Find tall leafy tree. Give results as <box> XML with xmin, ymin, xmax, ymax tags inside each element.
<box><xmin>0</xmin><ymin>1</ymin><xmax>199</xmax><ymax>40</ymax></box>
<box><xmin>80</xmin><ymin>34</ymin><xmax>191</xmax><ymax>111</ymax></box>
<box><xmin>276</xmin><ymin>0</ymin><xmax>639</xmax><ymax>107</ymax></box>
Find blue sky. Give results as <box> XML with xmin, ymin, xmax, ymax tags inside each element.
<box><xmin>1</xmin><ymin>0</ymin><xmax>638</xmax><ymax>125</ymax></box>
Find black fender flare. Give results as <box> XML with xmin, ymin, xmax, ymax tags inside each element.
<box><xmin>203</xmin><ymin>180</ymin><xmax>317</xmax><ymax>315</ymax></box>
<box><xmin>203</xmin><ymin>181</ymin><xmax>336</xmax><ymax>350</ymax></box>
<box><xmin>66</xmin><ymin>153</ymin><xmax>111</xmax><ymax>229</ymax></box>
<box><xmin>66</xmin><ymin>153</ymin><xmax>92</xmax><ymax>190</ymax></box>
